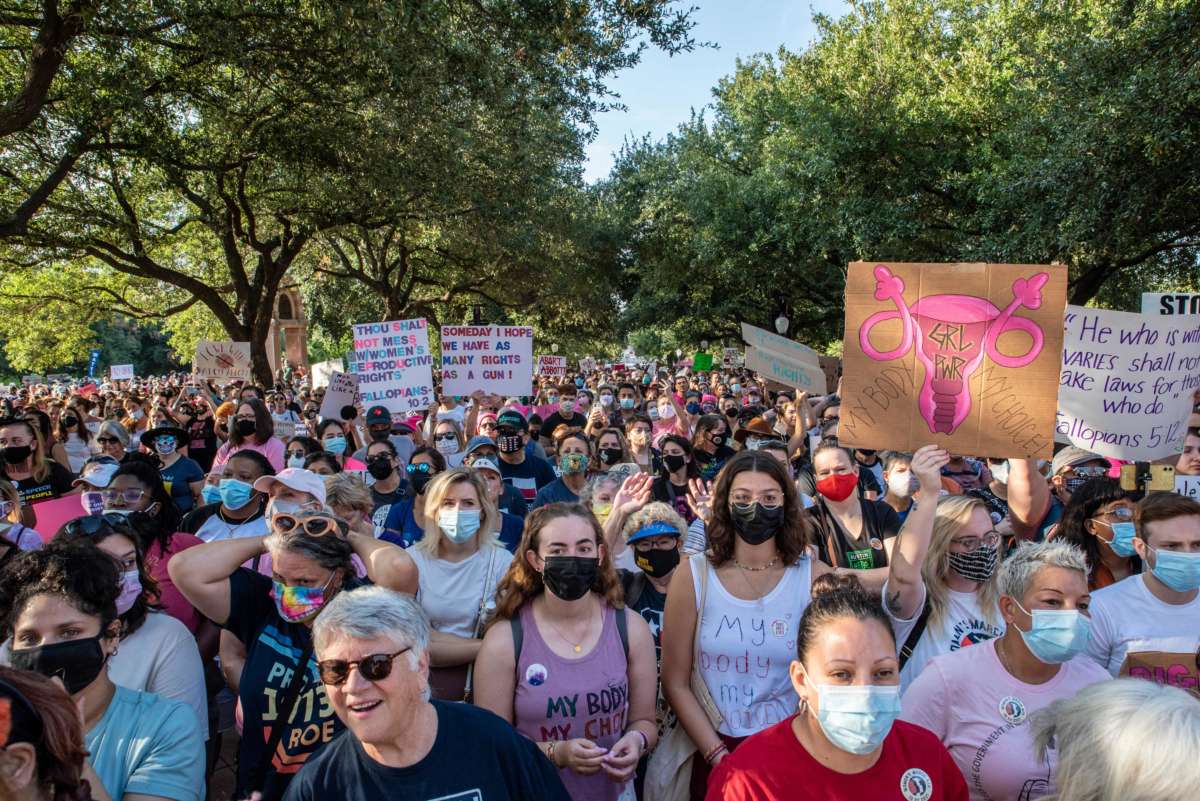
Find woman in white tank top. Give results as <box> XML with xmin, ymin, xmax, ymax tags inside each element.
<box><xmin>662</xmin><ymin>450</ymin><xmax>833</xmax><ymax>799</ymax></box>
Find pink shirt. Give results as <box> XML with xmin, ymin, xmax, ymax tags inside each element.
<box><xmin>213</xmin><ymin>436</ymin><xmax>286</xmax><ymax>473</ymax></box>
<box><xmin>145</xmin><ymin>532</ymin><xmax>206</xmax><ymax>634</ymax></box>
<box><xmin>901</xmin><ymin>638</ymin><xmax>1110</xmax><ymax>801</ymax></box>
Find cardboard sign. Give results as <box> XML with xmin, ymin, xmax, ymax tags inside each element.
<box><xmin>318</xmin><ymin>371</ymin><xmax>359</xmax><ymax>420</ymax></box>
<box><xmin>722</xmin><ymin>347</ymin><xmax>739</xmax><ymax>368</ymax></box>
<box><xmin>741</xmin><ymin>322</ymin><xmax>821</xmax><ymax>366</ymax></box>
<box><xmin>1056</xmin><ymin>306</ymin><xmax>1200</xmax><ymax>461</ymax></box>
<box><xmin>193</xmin><ymin>340</ymin><xmax>253</xmax><ymax>381</ymax></box>
<box><xmin>693</xmin><ymin>352</ymin><xmax>713</xmax><ymax>371</ymax></box>
<box><xmin>536</xmin><ymin>355</ymin><xmax>567</xmax><ymax>378</ymax></box>
<box><xmin>579</xmin><ymin>357</ymin><xmax>597</xmax><ymax>373</ymax></box>
<box><xmin>1119</xmin><ymin>637</ymin><xmax>1200</xmax><ymax>698</ymax></box>
<box><xmin>1175</xmin><ymin>475</ymin><xmax>1200</xmax><ymax>500</ymax></box>
<box><xmin>349</xmin><ymin>318</ymin><xmax>435</xmax><ymax>415</ymax></box>
<box><xmin>440</xmin><ymin>325</ymin><xmax>533</xmax><ymax>397</ymax></box>
<box><xmin>1142</xmin><ymin>292</ymin><xmax>1200</xmax><ymax>316</ymax></box>
<box><xmin>310</xmin><ymin>359</ymin><xmax>344</xmax><ymax>389</ymax></box>
<box><xmin>840</xmin><ymin>262</ymin><xmax>1067</xmax><ymax>459</ymax></box>
<box><xmin>110</xmin><ymin>364</ymin><xmax>134</xmax><ymax>380</ymax></box>
<box><xmin>745</xmin><ymin>346</ymin><xmax>826</xmax><ymax>392</ymax></box>
<box><xmin>818</xmin><ymin>356</ymin><xmax>842</xmax><ymax>394</ymax></box>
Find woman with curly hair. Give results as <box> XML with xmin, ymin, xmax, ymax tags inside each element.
<box><xmin>1053</xmin><ymin>477</ymin><xmax>1141</xmax><ymax>590</ymax></box>
<box><xmin>474</xmin><ymin>503</ymin><xmax>658</xmax><ymax>801</ymax></box>
<box><xmin>660</xmin><ymin>449</ymin><xmax>834</xmax><ymax>799</ymax></box>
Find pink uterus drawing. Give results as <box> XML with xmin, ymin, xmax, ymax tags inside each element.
<box><xmin>859</xmin><ymin>265</ymin><xmax>1048</xmax><ymax>435</ymax></box>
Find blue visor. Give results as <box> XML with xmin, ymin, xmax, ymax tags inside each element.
<box><xmin>627</xmin><ymin>520</ymin><xmax>681</xmax><ymax>544</ymax></box>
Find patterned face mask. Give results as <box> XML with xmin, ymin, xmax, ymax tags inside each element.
<box><xmin>559</xmin><ymin>452</ymin><xmax>588</xmax><ymax>475</ymax></box>
<box><xmin>270</xmin><ymin>571</ymin><xmax>337</xmax><ymax>623</ymax></box>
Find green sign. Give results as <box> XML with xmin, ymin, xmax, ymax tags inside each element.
<box><xmin>692</xmin><ymin>352</ymin><xmax>713</xmax><ymax>370</ymax></box>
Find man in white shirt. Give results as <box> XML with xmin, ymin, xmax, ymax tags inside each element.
<box><xmin>1087</xmin><ymin>493</ymin><xmax>1200</xmax><ymax>681</ymax></box>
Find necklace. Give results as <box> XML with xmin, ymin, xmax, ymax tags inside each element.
<box><xmin>734</xmin><ymin>556</ymin><xmax>778</xmax><ymax>572</ymax></box>
<box><xmin>543</xmin><ymin>598</ymin><xmax>596</xmax><ymax>654</ymax></box>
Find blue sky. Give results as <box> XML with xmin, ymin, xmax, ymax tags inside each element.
<box><xmin>583</xmin><ymin>0</ymin><xmax>851</xmax><ymax>183</ymax></box>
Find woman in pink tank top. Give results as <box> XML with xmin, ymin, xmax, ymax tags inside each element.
<box><xmin>475</xmin><ymin>502</ymin><xmax>659</xmax><ymax>801</ymax></box>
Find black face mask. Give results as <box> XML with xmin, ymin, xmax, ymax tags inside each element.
<box><xmin>599</xmin><ymin>447</ymin><xmax>623</xmax><ymax>466</ymax></box>
<box><xmin>1</xmin><ymin>445</ymin><xmax>32</xmax><ymax>464</ymax></box>
<box><xmin>369</xmin><ymin>428</ymin><xmax>391</xmax><ymax>442</ymax></box>
<box><xmin>729</xmin><ymin>502</ymin><xmax>785</xmax><ymax>545</ymax></box>
<box><xmin>724</xmin><ymin>408</ymin><xmax>738</xmax><ymax>418</ymax></box>
<box><xmin>635</xmin><ymin>546</ymin><xmax>680</xmax><ymax>579</ymax></box>
<box><xmin>409</xmin><ymin>471</ymin><xmax>434</xmax><ymax>495</ymax></box>
<box><xmin>663</xmin><ymin>453</ymin><xmax>687</xmax><ymax>473</ymax></box>
<box><xmin>62</xmin><ymin>416</ymin><xmax>78</xmax><ymax>427</ymax></box>
<box><xmin>541</xmin><ymin>556</ymin><xmax>598</xmax><ymax>602</ymax></box>
<box><xmin>497</xmin><ymin>434</ymin><xmax>524</xmax><ymax>454</ymax></box>
<box><xmin>234</xmin><ymin>419</ymin><xmax>257</xmax><ymax>438</ymax></box>
<box><xmin>366</xmin><ymin>459</ymin><xmax>393</xmax><ymax>480</ymax></box>
<box><xmin>710</xmin><ymin>433</ymin><xmax>726</xmax><ymax>447</ymax></box>
<box><xmin>10</xmin><ymin>634</ymin><xmax>108</xmax><ymax>695</ymax></box>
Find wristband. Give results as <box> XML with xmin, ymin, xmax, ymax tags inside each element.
<box><xmin>545</xmin><ymin>740</ymin><xmax>557</xmax><ymax>767</ymax></box>
<box><xmin>703</xmin><ymin>742</ymin><xmax>727</xmax><ymax>764</ymax></box>
<box><xmin>632</xmin><ymin>729</ymin><xmax>649</xmax><ymax>755</ymax></box>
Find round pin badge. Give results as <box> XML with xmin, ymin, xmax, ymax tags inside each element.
<box><xmin>999</xmin><ymin>695</ymin><xmax>1027</xmax><ymax>725</ymax></box>
<box><xmin>869</xmin><ymin>537</ymin><xmax>884</xmax><ymax>550</ymax></box>
<box><xmin>525</xmin><ymin>663</ymin><xmax>548</xmax><ymax>687</ymax></box>
<box><xmin>900</xmin><ymin>767</ymin><xmax>933</xmax><ymax>801</ymax></box>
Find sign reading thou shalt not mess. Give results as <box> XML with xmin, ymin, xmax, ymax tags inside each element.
<box><xmin>840</xmin><ymin>262</ymin><xmax>1067</xmax><ymax>459</ymax></box>
<box><xmin>349</xmin><ymin>318</ymin><xmax>435</xmax><ymax>415</ymax></box>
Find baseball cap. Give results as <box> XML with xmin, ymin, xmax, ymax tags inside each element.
<box><xmin>465</xmin><ymin>435</ymin><xmax>498</xmax><ymax>457</ymax></box>
<box><xmin>365</xmin><ymin>406</ymin><xmax>391</xmax><ymax>426</ymax></box>
<box><xmin>1050</xmin><ymin>446</ymin><xmax>1106</xmax><ymax>476</ymax></box>
<box><xmin>626</xmin><ymin>519</ymin><xmax>682</xmax><ymax>545</ymax></box>
<box><xmin>496</xmin><ymin>409</ymin><xmax>528</xmax><ymax>432</ymax></box>
<box><xmin>252</xmin><ymin>468</ymin><xmax>327</xmax><ymax>505</ymax></box>
<box><xmin>72</xmin><ymin>456</ymin><xmax>120</xmax><ymax>489</ymax></box>
<box><xmin>470</xmin><ymin>456</ymin><xmax>501</xmax><ymax>476</ymax></box>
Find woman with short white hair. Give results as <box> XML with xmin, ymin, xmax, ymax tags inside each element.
<box><xmin>901</xmin><ymin>541</ymin><xmax>1111</xmax><ymax>801</ymax></box>
<box><xmin>1029</xmin><ymin>678</ymin><xmax>1200</xmax><ymax>801</ymax></box>
<box><xmin>410</xmin><ymin>467</ymin><xmax>514</xmax><ymax>701</ymax></box>
<box><xmin>282</xmin><ymin>586</ymin><xmax>571</xmax><ymax>800</ymax></box>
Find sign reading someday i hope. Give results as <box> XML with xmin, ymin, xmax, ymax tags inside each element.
<box><xmin>440</xmin><ymin>325</ymin><xmax>534</xmax><ymax>397</ymax></box>
<box><xmin>349</xmin><ymin>318</ymin><xmax>435</xmax><ymax>415</ymax></box>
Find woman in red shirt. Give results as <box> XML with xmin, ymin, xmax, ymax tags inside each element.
<box><xmin>706</xmin><ymin>573</ymin><xmax>968</xmax><ymax>801</ymax></box>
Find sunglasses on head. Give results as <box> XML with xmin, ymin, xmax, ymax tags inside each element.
<box><xmin>317</xmin><ymin>648</ymin><xmax>411</xmax><ymax>686</ymax></box>
<box><xmin>64</xmin><ymin>513</ymin><xmax>133</xmax><ymax>537</ymax></box>
<box><xmin>272</xmin><ymin>513</ymin><xmax>347</xmax><ymax>538</ymax></box>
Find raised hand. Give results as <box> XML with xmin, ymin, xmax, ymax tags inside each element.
<box><xmin>687</xmin><ymin>477</ymin><xmax>713</xmax><ymax>524</ymax></box>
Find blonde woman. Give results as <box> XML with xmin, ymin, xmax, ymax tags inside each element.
<box><xmin>323</xmin><ymin>471</ymin><xmax>376</xmax><ymax>537</ymax></box>
<box><xmin>884</xmin><ymin>493</ymin><xmax>1005</xmax><ymax>691</ymax></box>
<box><xmin>410</xmin><ymin>467</ymin><xmax>514</xmax><ymax>699</ymax></box>
<box><xmin>432</xmin><ymin>417</ymin><xmax>467</xmax><ymax>467</ymax></box>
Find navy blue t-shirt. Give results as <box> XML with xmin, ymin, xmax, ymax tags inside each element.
<box><xmin>498</xmin><ymin>512</ymin><xmax>524</xmax><ymax>552</ymax></box>
<box><xmin>528</xmin><ymin>477</ymin><xmax>580</xmax><ymax>511</ymax></box>
<box><xmin>160</xmin><ymin>456</ymin><xmax>205</xmax><ymax>513</ymax></box>
<box><xmin>281</xmin><ymin>701</ymin><xmax>571</xmax><ymax>801</ymax></box>
<box><xmin>498</xmin><ymin>454</ymin><xmax>557</xmax><ymax>503</ymax></box>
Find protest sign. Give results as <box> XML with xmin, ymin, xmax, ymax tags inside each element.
<box><xmin>318</xmin><ymin>371</ymin><xmax>359</xmax><ymax>420</ymax></box>
<box><xmin>1118</xmin><ymin>637</ymin><xmax>1200</xmax><ymax>698</ymax></box>
<box><xmin>349</xmin><ymin>318</ymin><xmax>435</xmax><ymax>415</ymax></box>
<box><xmin>722</xmin><ymin>347</ymin><xmax>739</xmax><ymax>368</ymax></box>
<box><xmin>1142</xmin><ymin>292</ymin><xmax>1200</xmax><ymax>317</ymax></box>
<box><xmin>440</xmin><ymin>325</ymin><xmax>533</xmax><ymax>397</ymax></box>
<box><xmin>110</xmin><ymin>364</ymin><xmax>134</xmax><ymax>380</ymax></box>
<box><xmin>1176</xmin><ymin>475</ymin><xmax>1200</xmax><ymax>500</ymax></box>
<box><xmin>20</xmin><ymin>375</ymin><xmax>43</xmax><ymax>386</ymax></box>
<box><xmin>744</xmin><ymin>346</ymin><xmax>826</xmax><ymax>392</ymax></box>
<box><xmin>30</xmin><ymin>496</ymin><xmax>87</xmax><ymax>543</ymax></box>
<box><xmin>87</xmin><ymin>349</ymin><xmax>100</xmax><ymax>378</ymax></box>
<box><xmin>741</xmin><ymin>322</ymin><xmax>821</xmax><ymax>366</ymax></box>
<box><xmin>310</xmin><ymin>359</ymin><xmax>344</xmax><ymax>389</ymax></box>
<box><xmin>692</xmin><ymin>352</ymin><xmax>713</xmax><ymax>371</ymax></box>
<box><xmin>579</xmin><ymin>357</ymin><xmax>597</xmax><ymax>373</ymax></box>
<box><xmin>840</xmin><ymin>262</ymin><xmax>1067</xmax><ymax>459</ymax></box>
<box><xmin>536</xmin><ymin>355</ymin><xmax>567</xmax><ymax>378</ymax></box>
<box><xmin>193</xmin><ymin>341</ymin><xmax>253</xmax><ymax>381</ymax></box>
<box><xmin>818</xmin><ymin>356</ymin><xmax>841</xmax><ymax>394</ymax></box>
<box><xmin>1056</xmin><ymin>306</ymin><xmax>1200</xmax><ymax>461</ymax></box>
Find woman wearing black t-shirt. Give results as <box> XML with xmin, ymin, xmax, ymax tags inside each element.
<box><xmin>0</xmin><ymin>418</ymin><xmax>76</xmax><ymax>522</ymax></box>
<box><xmin>652</xmin><ymin>434</ymin><xmax>698</xmax><ymax>524</ymax></box>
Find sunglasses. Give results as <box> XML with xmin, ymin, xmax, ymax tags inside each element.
<box><xmin>272</xmin><ymin>513</ymin><xmax>347</xmax><ymax>538</ymax></box>
<box><xmin>317</xmin><ymin>647</ymin><xmax>411</xmax><ymax>686</ymax></box>
<box><xmin>406</xmin><ymin>463</ymin><xmax>431</xmax><ymax>474</ymax></box>
<box><xmin>64</xmin><ymin>513</ymin><xmax>133</xmax><ymax>537</ymax></box>
<box><xmin>96</xmin><ymin>436</ymin><xmax>120</xmax><ymax>445</ymax></box>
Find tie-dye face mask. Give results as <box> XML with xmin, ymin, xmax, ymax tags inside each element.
<box><xmin>270</xmin><ymin>571</ymin><xmax>336</xmax><ymax>623</ymax></box>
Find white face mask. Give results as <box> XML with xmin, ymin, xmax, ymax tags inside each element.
<box><xmin>658</xmin><ymin>404</ymin><xmax>675</xmax><ymax>420</ymax></box>
<box><xmin>886</xmin><ymin>470</ymin><xmax>918</xmax><ymax>498</ymax></box>
<box><xmin>990</xmin><ymin>460</ymin><xmax>1010</xmax><ymax>484</ymax></box>
<box><xmin>600</xmin><ymin>394</ymin><xmax>614</xmax><ymax>407</ymax></box>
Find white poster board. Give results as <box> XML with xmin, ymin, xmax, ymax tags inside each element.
<box><xmin>741</xmin><ymin>322</ymin><xmax>821</xmax><ymax>366</ymax></box>
<box><xmin>440</xmin><ymin>325</ymin><xmax>534</xmax><ymax>397</ymax></box>
<box><xmin>1142</xmin><ymin>293</ymin><xmax>1200</xmax><ymax>317</ymax></box>
<box><xmin>1176</xmin><ymin>475</ymin><xmax>1200</xmax><ymax>500</ymax></box>
<box><xmin>744</xmin><ymin>346</ymin><xmax>825</xmax><ymax>392</ymax></box>
<box><xmin>1056</xmin><ymin>306</ymin><xmax>1200</xmax><ymax>460</ymax></box>
<box><xmin>193</xmin><ymin>341</ymin><xmax>253</xmax><ymax>381</ymax></box>
<box><xmin>310</xmin><ymin>359</ymin><xmax>345</xmax><ymax>389</ymax></box>
<box><xmin>536</xmin><ymin>355</ymin><xmax>567</xmax><ymax>378</ymax></box>
<box><xmin>318</xmin><ymin>371</ymin><xmax>359</xmax><ymax>420</ymax></box>
<box><xmin>110</xmin><ymin>364</ymin><xmax>134</xmax><ymax>380</ymax></box>
<box><xmin>348</xmin><ymin>318</ymin><xmax>435</xmax><ymax>415</ymax></box>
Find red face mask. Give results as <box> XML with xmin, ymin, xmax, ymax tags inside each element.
<box><xmin>816</xmin><ymin>472</ymin><xmax>858</xmax><ymax>502</ymax></box>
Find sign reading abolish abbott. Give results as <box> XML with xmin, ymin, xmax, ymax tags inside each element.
<box><xmin>440</xmin><ymin>325</ymin><xmax>534</xmax><ymax>397</ymax></box>
<box><xmin>349</xmin><ymin>318</ymin><xmax>435</xmax><ymax>414</ymax></box>
<box><xmin>740</xmin><ymin>322</ymin><xmax>825</xmax><ymax>392</ymax></box>
<box><xmin>1056</xmin><ymin>306</ymin><xmax>1200</xmax><ymax>461</ymax></box>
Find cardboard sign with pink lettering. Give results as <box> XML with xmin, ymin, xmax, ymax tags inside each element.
<box><xmin>1119</xmin><ymin>636</ymin><xmax>1200</xmax><ymax>698</ymax></box>
<box><xmin>840</xmin><ymin>262</ymin><xmax>1067</xmax><ymax>459</ymax></box>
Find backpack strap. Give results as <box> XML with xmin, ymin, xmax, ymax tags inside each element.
<box><xmin>510</xmin><ymin>611</ymin><xmax>524</xmax><ymax>684</ymax></box>
<box><xmin>898</xmin><ymin>598</ymin><xmax>932</xmax><ymax>671</ymax></box>
<box><xmin>615</xmin><ymin>605</ymin><xmax>629</xmax><ymax>662</ymax></box>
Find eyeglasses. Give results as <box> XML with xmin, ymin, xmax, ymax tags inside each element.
<box><xmin>101</xmin><ymin>488</ymin><xmax>145</xmax><ymax>505</ymax></box>
<box><xmin>950</xmin><ymin>530</ymin><xmax>1002</xmax><ymax>551</ymax></box>
<box><xmin>633</xmin><ymin>538</ymin><xmax>679</xmax><ymax>552</ymax></box>
<box><xmin>1098</xmin><ymin>507</ymin><xmax>1134</xmax><ymax>522</ymax></box>
<box><xmin>272</xmin><ymin>513</ymin><xmax>347</xmax><ymax>538</ymax></box>
<box><xmin>730</xmin><ymin>495</ymin><xmax>784</xmax><ymax>508</ymax></box>
<box><xmin>1070</xmin><ymin>465</ymin><xmax>1108</xmax><ymax>478</ymax></box>
<box><xmin>433</xmin><ymin>433</ymin><xmax>457</xmax><ymax>442</ymax></box>
<box><xmin>286</xmin><ymin>450</ymin><xmax>307</xmax><ymax>459</ymax></box>
<box><xmin>317</xmin><ymin>648</ymin><xmax>411</xmax><ymax>686</ymax></box>
<box><xmin>64</xmin><ymin>513</ymin><xmax>133</xmax><ymax>537</ymax></box>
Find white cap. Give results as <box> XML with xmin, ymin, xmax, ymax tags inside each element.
<box><xmin>252</xmin><ymin>468</ymin><xmax>327</xmax><ymax>506</ymax></box>
<box><xmin>72</xmin><ymin>457</ymin><xmax>120</xmax><ymax>489</ymax></box>
<box><xmin>470</xmin><ymin>456</ymin><xmax>501</xmax><ymax>476</ymax></box>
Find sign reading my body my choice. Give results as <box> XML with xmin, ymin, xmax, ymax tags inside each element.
<box><xmin>349</xmin><ymin>318</ymin><xmax>435</xmax><ymax>415</ymax></box>
<box><xmin>440</xmin><ymin>325</ymin><xmax>534</xmax><ymax>397</ymax></box>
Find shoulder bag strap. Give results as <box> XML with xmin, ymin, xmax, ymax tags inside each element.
<box><xmin>510</xmin><ymin>609</ymin><xmax>524</xmax><ymax>684</ymax></box>
<box><xmin>898</xmin><ymin>598</ymin><xmax>933</xmax><ymax>671</ymax></box>
<box><xmin>615</xmin><ymin>603</ymin><xmax>629</xmax><ymax>661</ymax></box>
<box><xmin>250</xmin><ymin>640</ymin><xmax>314</xmax><ymax>793</ymax></box>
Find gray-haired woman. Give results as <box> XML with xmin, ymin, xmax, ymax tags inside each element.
<box><xmin>95</xmin><ymin>419</ymin><xmax>132</xmax><ymax>461</ymax></box>
<box><xmin>900</xmin><ymin>541</ymin><xmax>1112</xmax><ymax>801</ymax></box>
<box><xmin>281</xmin><ymin>586</ymin><xmax>571</xmax><ymax>800</ymax></box>
<box><xmin>169</xmin><ymin>507</ymin><xmax>417</xmax><ymax>801</ymax></box>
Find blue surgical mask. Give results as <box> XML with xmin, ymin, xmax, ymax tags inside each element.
<box><xmin>813</xmin><ymin>683</ymin><xmax>901</xmax><ymax>755</ymax></box>
<box><xmin>1149</xmin><ymin>547</ymin><xmax>1200</xmax><ymax>593</ymax></box>
<box><xmin>619</xmin><ymin>398</ymin><xmax>635</xmax><ymax>410</ymax></box>
<box><xmin>218</xmin><ymin>478</ymin><xmax>254</xmax><ymax>510</ymax></box>
<box><xmin>438</xmin><ymin>509</ymin><xmax>481</xmax><ymax>544</ymax></box>
<box><xmin>287</xmin><ymin>455</ymin><xmax>306</xmax><ymax>469</ymax></box>
<box><xmin>730</xmin><ymin>383</ymin><xmax>741</xmax><ymax>394</ymax></box>
<box><xmin>1014</xmin><ymin>601</ymin><xmax>1091</xmax><ymax>664</ymax></box>
<box><xmin>201</xmin><ymin>484</ymin><xmax>222</xmax><ymax>505</ymax></box>
<box><xmin>323</xmin><ymin>436</ymin><xmax>347</xmax><ymax>456</ymax></box>
<box><xmin>1097</xmin><ymin>520</ymin><xmax>1137</xmax><ymax>558</ymax></box>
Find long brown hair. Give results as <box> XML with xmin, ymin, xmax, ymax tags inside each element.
<box><xmin>491</xmin><ymin>502</ymin><xmax>623</xmax><ymax>621</ymax></box>
<box><xmin>0</xmin><ymin>666</ymin><xmax>93</xmax><ymax>801</ymax></box>
<box><xmin>229</xmin><ymin>397</ymin><xmax>275</xmax><ymax>446</ymax></box>
<box><xmin>706</xmin><ymin>449</ymin><xmax>812</xmax><ymax>567</ymax></box>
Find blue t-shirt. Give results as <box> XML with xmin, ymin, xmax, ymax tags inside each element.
<box><xmin>86</xmin><ymin>685</ymin><xmax>205</xmax><ymax>801</ymax></box>
<box><xmin>498</xmin><ymin>454</ymin><xmax>557</xmax><ymax>502</ymax></box>
<box><xmin>528</xmin><ymin>477</ymin><xmax>580</xmax><ymax>511</ymax></box>
<box><xmin>500</xmin><ymin>484</ymin><xmax>528</xmax><ymax>520</ymax></box>
<box><xmin>161</xmin><ymin>456</ymin><xmax>205</xmax><ymax>513</ymax></box>
<box><xmin>498</xmin><ymin>511</ymin><xmax>524</xmax><ymax>552</ymax></box>
<box><xmin>381</xmin><ymin>499</ymin><xmax>423</xmax><ymax>548</ymax></box>
<box><xmin>281</xmin><ymin>701</ymin><xmax>571</xmax><ymax>801</ymax></box>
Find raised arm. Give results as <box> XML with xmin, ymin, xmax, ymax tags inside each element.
<box><xmin>167</xmin><ymin>535</ymin><xmax>267</xmax><ymax>626</ymax></box>
<box><xmin>1006</xmin><ymin>457</ymin><xmax>1049</xmax><ymax>539</ymax></box>
<box><xmin>884</xmin><ymin>444</ymin><xmax>949</xmax><ymax>620</ymax></box>
<box><xmin>347</xmin><ymin>529</ymin><xmax>418</xmax><ymax>593</ymax></box>
<box><xmin>603</xmin><ymin>472</ymin><xmax>652</xmax><ymax>558</ymax></box>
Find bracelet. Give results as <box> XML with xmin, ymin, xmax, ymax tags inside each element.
<box><xmin>703</xmin><ymin>742</ymin><xmax>727</xmax><ymax>764</ymax></box>
<box><xmin>545</xmin><ymin>740</ymin><xmax>557</xmax><ymax>767</ymax></box>
<box><xmin>632</xmin><ymin>729</ymin><xmax>649</xmax><ymax>755</ymax></box>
